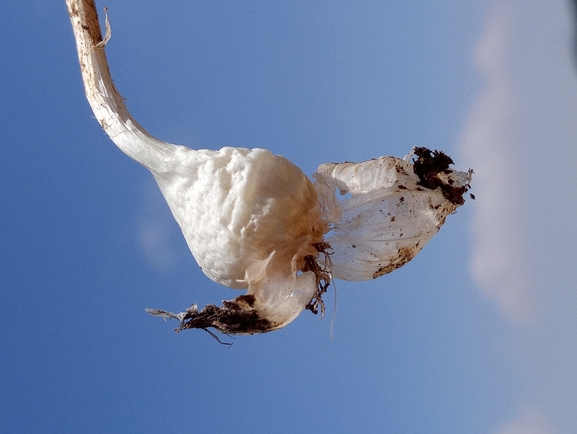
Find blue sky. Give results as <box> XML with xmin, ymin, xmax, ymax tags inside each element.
<box><xmin>1</xmin><ymin>1</ymin><xmax>576</xmax><ymax>433</ymax></box>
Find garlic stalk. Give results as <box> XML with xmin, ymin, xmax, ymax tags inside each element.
<box><xmin>66</xmin><ymin>0</ymin><xmax>472</xmax><ymax>335</ymax></box>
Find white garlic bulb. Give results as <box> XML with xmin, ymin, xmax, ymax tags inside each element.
<box><xmin>150</xmin><ymin>146</ymin><xmax>328</xmax><ymax>333</ymax></box>
<box><xmin>66</xmin><ymin>0</ymin><xmax>471</xmax><ymax>335</ymax></box>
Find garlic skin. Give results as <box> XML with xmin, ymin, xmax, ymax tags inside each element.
<box><xmin>66</xmin><ymin>0</ymin><xmax>471</xmax><ymax>335</ymax></box>
<box><xmin>314</xmin><ymin>150</ymin><xmax>472</xmax><ymax>282</ymax></box>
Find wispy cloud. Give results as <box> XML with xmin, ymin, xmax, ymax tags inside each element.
<box><xmin>137</xmin><ymin>179</ymin><xmax>182</xmax><ymax>270</ymax></box>
<box><xmin>460</xmin><ymin>0</ymin><xmax>577</xmax><ymax>432</ymax></box>
<box><xmin>494</xmin><ymin>406</ymin><xmax>554</xmax><ymax>434</ymax></box>
<box><xmin>458</xmin><ymin>1</ymin><xmax>533</xmax><ymax>325</ymax></box>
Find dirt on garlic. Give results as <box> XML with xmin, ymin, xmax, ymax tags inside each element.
<box><xmin>67</xmin><ymin>0</ymin><xmax>472</xmax><ymax>336</ymax></box>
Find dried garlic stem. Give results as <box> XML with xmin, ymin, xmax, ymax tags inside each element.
<box><xmin>66</xmin><ymin>0</ymin><xmax>175</xmax><ymax>173</ymax></box>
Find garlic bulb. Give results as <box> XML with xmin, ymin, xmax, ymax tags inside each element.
<box><xmin>150</xmin><ymin>146</ymin><xmax>328</xmax><ymax>333</ymax></box>
<box><xmin>66</xmin><ymin>0</ymin><xmax>471</xmax><ymax>335</ymax></box>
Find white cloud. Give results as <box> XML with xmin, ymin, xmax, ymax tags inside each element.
<box><xmin>460</xmin><ymin>0</ymin><xmax>577</xmax><ymax>432</ymax></box>
<box><xmin>458</xmin><ymin>1</ymin><xmax>534</xmax><ymax>325</ymax></box>
<box><xmin>494</xmin><ymin>406</ymin><xmax>554</xmax><ymax>434</ymax></box>
<box><xmin>137</xmin><ymin>179</ymin><xmax>181</xmax><ymax>270</ymax></box>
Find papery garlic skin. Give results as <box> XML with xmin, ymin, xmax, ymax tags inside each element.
<box><xmin>314</xmin><ymin>153</ymin><xmax>471</xmax><ymax>281</ymax></box>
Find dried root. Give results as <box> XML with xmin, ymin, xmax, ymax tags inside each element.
<box><xmin>304</xmin><ymin>242</ymin><xmax>333</xmax><ymax>316</ymax></box>
<box><xmin>146</xmin><ymin>295</ymin><xmax>273</xmax><ymax>335</ymax></box>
